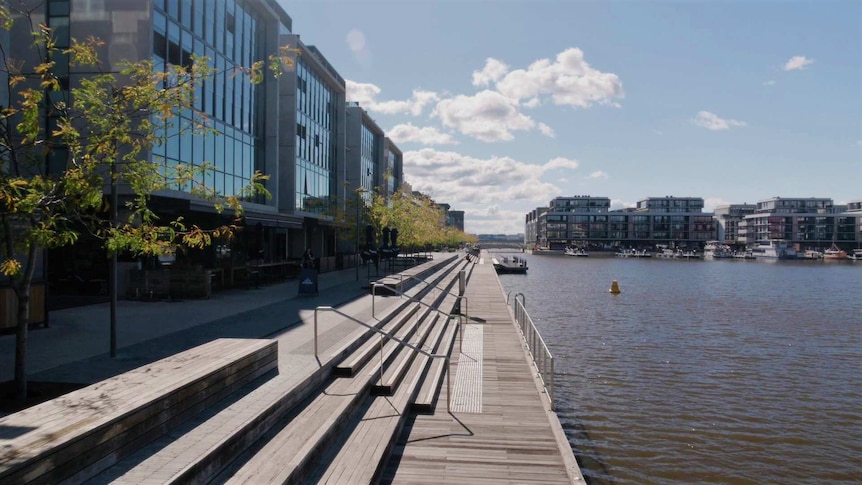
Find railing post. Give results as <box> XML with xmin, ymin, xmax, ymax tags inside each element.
<box><xmin>550</xmin><ymin>356</ymin><xmax>555</xmax><ymax>410</ymax></box>
<box><xmin>459</xmin><ymin>269</ymin><xmax>466</xmax><ymax>296</ymax></box>
<box><xmin>372</xmin><ymin>284</ymin><xmax>377</xmax><ymax>318</ymax></box>
<box><xmin>314</xmin><ymin>308</ymin><xmax>319</xmax><ymax>359</ymax></box>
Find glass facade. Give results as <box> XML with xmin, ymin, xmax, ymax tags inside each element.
<box><xmin>360</xmin><ymin>123</ymin><xmax>378</xmax><ymax>194</ymax></box>
<box><xmin>151</xmin><ymin>0</ymin><xmax>263</xmax><ymax>199</ymax></box>
<box><xmin>386</xmin><ymin>150</ymin><xmax>397</xmax><ymax>195</ymax></box>
<box><xmin>295</xmin><ymin>58</ymin><xmax>337</xmax><ymax>213</ymax></box>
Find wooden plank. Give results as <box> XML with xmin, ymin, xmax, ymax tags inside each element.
<box><xmin>335</xmin><ymin>304</ymin><xmax>419</xmax><ymax>376</ymax></box>
<box><xmin>375</xmin><ymin>314</ymin><xmax>439</xmax><ymax>395</ymax></box>
<box><xmin>381</xmin><ymin>261</ymin><xmax>579</xmax><ymax>484</ymax></box>
<box><xmin>0</xmin><ymin>338</ymin><xmax>276</xmax><ymax>485</ymax></box>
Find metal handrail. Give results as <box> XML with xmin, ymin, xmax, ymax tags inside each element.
<box><xmin>398</xmin><ymin>272</ymin><xmax>462</xmax><ymax>301</ymax></box>
<box><xmin>314</xmin><ymin>306</ymin><xmax>453</xmax><ymax>412</ymax></box>
<box><xmin>372</xmin><ymin>283</ymin><xmax>468</xmax><ymax>349</ymax></box>
<box><xmin>511</xmin><ymin>294</ymin><xmax>555</xmax><ymax>410</ymax></box>
<box><xmin>372</xmin><ymin>281</ymin><xmax>467</xmax><ymax>327</ymax></box>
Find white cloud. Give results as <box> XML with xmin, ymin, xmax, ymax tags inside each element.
<box><xmin>493</xmin><ymin>48</ymin><xmax>624</xmax><ymax>108</ymax></box>
<box><xmin>692</xmin><ymin>111</ymin><xmax>747</xmax><ymax>131</ymax></box>
<box><xmin>704</xmin><ymin>197</ymin><xmax>731</xmax><ymax>211</ymax></box>
<box><xmin>610</xmin><ymin>199</ymin><xmax>633</xmax><ymax>210</ymax></box>
<box><xmin>545</xmin><ymin>157</ymin><xmax>580</xmax><ymax>171</ymax></box>
<box><xmin>783</xmin><ymin>55</ymin><xmax>814</xmax><ymax>71</ymax></box>
<box><xmin>523</xmin><ymin>97</ymin><xmax>541</xmax><ymax>108</ymax></box>
<box><xmin>346</xmin><ymin>80</ymin><xmax>381</xmax><ymax>106</ymax></box>
<box><xmin>432</xmin><ymin>90</ymin><xmax>536</xmax><ymax>142</ymax></box>
<box><xmin>586</xmin><ymin>171</ymin><xmax>608</xmax><ymax>179</ymax></box>
<box><xmin>538</xmin><ymin>123</ymin><xmax>555</xmax><ymax>138</ymax></box>
<box><xmin>403</xmin><ymin>149</ymin><xmax>580</xmax><ymax>209</ymax></box>
<box><xmin>387</xmin><ymin>123</ymin><xmax>458</xmax><ymax>146</ymax></box>
<box><xmin>763</xmin><ymin>80</ymin><xmax>776</xmax><ymax>86</ymax></box>
<box><xmin>472</xmin><ymin>58</ymin><xmax>509</xmax><ymax>87</ymax></box>
<box><xmin>346</xmin><ymin>80</ymin><xmax>439</xmax><ymax>116</ymax></box>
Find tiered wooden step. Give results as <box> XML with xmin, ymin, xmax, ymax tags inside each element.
<box><xmin>218</xmin><ymin>287</ymin><xmax>462</xmax><ymax>483</ymax></box>
<box><xmin>306</xmin><ymin>266</ymin><xmax>470</xmax><ymax>484</ymax></box>
<box><xmin>412</xmin><ymin>317</ymin><xmax>459</xmax><ymax>412</ymax></box>
<box><xmin>310</xmin><ymin>320</ymin><xmax>448</xmax><ymax>485</ymax></box>
<box><xmin>81</xmin><ymin>256</ymin><xmax>466</xmax><ymax>485</ymax></box>
<box><xmin>0</xmin><ymin>338</ymin><xmax>277</xmax><ymax>485</ymax></box>
<box><xmin>335</xmin><ymin>303</ymin><xmax>420</xmax><ymax>376</ymax></box>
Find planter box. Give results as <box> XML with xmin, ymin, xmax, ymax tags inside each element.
<box><xmin>0</xmin><ymin>284</ymin><xmax>46</xmax><ymax>331</ymax></box>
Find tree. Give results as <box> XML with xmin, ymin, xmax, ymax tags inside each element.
<box><xmin>0</xmin><ymin>4</ymin><xmax>290</xmax><ymax>400</ymax></box>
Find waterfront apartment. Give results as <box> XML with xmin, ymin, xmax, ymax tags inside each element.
<box><xmin>525</xmin><ymin>195</ymin><xmax>862</xmax><ymax>252</ymax></box>
<box><xmin>528</xmin><ymin>195</ymin><xmax>715</xmax><ymax>250</ymax></box>
<box><xmin>714</xmin><ymin>204</ymin><xmax>756</xmax><ymax>246</ymax></box>
<box><xmin>740</xmin><ymin>197</ymin><xmax>860</xmax><ymax>249</ymax></box>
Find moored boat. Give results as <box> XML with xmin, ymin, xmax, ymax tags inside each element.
<box><xmin>565</xmin><ymin>246</ymin><xmax>589</xmax><ymax>257</ymax></box>
<box><xmin>848</xmin><ymin>249</ymin><xmax>862</xmax><ymax>261</ymax></box>
<box><xmin>704</xmin><ymin>241</ymin><xmax>733</xmax><ymax>259</ymax></box>
<box><xmin>751</xmin><ymin>240</ymin><xmax>797</xmax><ymax>259</ymax></box>
<box><xmin>823</xmin><ymin>244</ymin><xmax>847</xmax><ymax>260</ymax></box>
<box><xmin>492</xmin><ymin>256</ymin><xmax>528</xmax><ymax>274</ymax></box>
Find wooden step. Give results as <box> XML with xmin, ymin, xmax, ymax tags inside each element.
<box><xmin>334</xmin><ymin>303</ymin><xmax>420</xmax><ymax>376</ymax></box>
<box><xmin>413</xmin><ymin>318</ymin><xmax>459</xmax><ymax>412</ymax></box>
<box><xmin>372</xmin><ymin>314</ymin><xmax>440</xmax><ymax>395</ymax></box>
<box><xmin>217</xmin><ymin>371</ymin><xmax>376</xmax><ymax>484</ymax></box>
<box><xmin>0</xmin><ymin>338</ymin><xmax>277</xmax><ymax>485</ymax></box>
<box><xmin>311</xmin><ymin>328</ymin><xmax>432</xmax><ymax>485</ymax></box>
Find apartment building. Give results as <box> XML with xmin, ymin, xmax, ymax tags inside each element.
<box><xmin>741</xmin><ymin>197</ymin><xmax>859</xmax><ymax>249</ymax></box>
<box><xmin>714</xmin><ymin>204</ymin><xmax>756</xmax><ymax>245</ymax></box>
<box><xmin>532</xmin><ymin>195</ymin><xmax>715</xmax><ymax>250</ymax></box>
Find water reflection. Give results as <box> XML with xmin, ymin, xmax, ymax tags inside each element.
<box><xmin>498</xmin><ymin>253</ymin><xmax>862</xmax><ymax>484</ymax></box>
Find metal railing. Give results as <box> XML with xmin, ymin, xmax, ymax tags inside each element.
<box><xmin>511</xmin><ymin>293</ymin><xmax>555</xmax><ymax>410</ymax></box>
<box><xmin>314</xmin><ymin>306</ymin><xmax>453</xmax><ymax>412</ymax></box>
<box><xmin>396</xmin><ymin>272</ymin><xmax>469</xmax><ymax>325</ymax></box>
<box><xmin>371</xmin><ymin>277</ymin><xmax>468</xmax><ymax>340</ymax></box>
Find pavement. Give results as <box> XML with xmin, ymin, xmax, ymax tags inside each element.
<box><xmin>0</xmin><ymin>258</ymin><xmax>438</xmax><ymax>386</ymax></box>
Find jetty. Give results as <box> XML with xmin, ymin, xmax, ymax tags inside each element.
<box><xmin>0</xmin><ymin>251</ymin><xmax>582</xmax><ymax>484</ymax></box>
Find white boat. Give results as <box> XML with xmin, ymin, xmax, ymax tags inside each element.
<box><xmin>656</xmin><ymin>248</ymin><xmax>700</xmax><ymax>259</ymax></box>
<box><xmin>704</xmin><ymin>241</ymin><xmax>733</xmax><ymax>259</ymax></box>
<box><xmin>751</xmin><ymin>240</ymin><xmax>797</xmax><ymax>259</ymax></box>
<box><xmin>616</xmin><ymin>249</ymin><xmax>652</xmax><ymax>258</ymax></box>
<box><xmin>823</xmin><ymin>244</ymin><xmax>847</xmax><ymax>260</ymax></box>
<box><xmin>848</xmin><ymin>249</ymin><xmax>862</xmax><ymax>261</ymax></box>
<box><xmin>732</xmin><ymin>250</ymin><xmax>756</xmax><ymax>260</ymax></box>
<box><xmin>802</xmin><ymin>249</ymin><xmax>824</xmax><ymax>260</ymax></box>
<box><xmin>564</xmin><ymin>246</ymin><xmax>589</xmax><ymax>257</ymax></box>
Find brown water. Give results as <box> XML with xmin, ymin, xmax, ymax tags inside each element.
<box><xmin>497</xmin><ymin>254</ymin><xmax>862</xmax><ymax>484</ymax></box>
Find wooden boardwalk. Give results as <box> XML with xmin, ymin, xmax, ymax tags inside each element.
<box><xmin>383</xmin><ymin>257</ymin><xmax>584</xmax><ymax>484</ymax></box>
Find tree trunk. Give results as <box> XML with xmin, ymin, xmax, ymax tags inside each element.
<box><xmin>14</xmin><ymin>283</ymin><xmax>30</xmax><ymax>401</ymax></box>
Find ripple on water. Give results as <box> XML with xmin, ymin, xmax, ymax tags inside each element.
<box><xmin>499</xmin><ymin>255</ymin><xmax>862</xmax><ymax>484</ymax></box>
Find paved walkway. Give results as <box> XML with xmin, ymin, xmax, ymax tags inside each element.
<box><xmin>0</xmin><ymin>262</ymin><xmax>395</xmax><ymax>385</ymax></box>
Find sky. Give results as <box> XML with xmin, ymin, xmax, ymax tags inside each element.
<box><xmin>278</xmin><ymin>0</ymin><xmax>862</xmax><ymax>235</ymax></box>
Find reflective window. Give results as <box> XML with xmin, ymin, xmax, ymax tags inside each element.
<box><xmin>152</xmin><ymin>0</ymin><xmax>265</xmax><ymax>199</ymax></box>
<box><xmin>295</xmin><ymin>58</ymin><xmax>337</xmax><ymax>213</ymax></box>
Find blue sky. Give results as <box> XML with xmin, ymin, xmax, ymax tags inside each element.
<box><xmin>279</xmin><ymin>0</ymin><xmax>861</xmax><ymax>234</ymax></box>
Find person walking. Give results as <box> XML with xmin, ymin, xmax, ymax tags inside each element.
<box><xmin>302</xmin><ymin>248</ymin><xmax>314</xmax><ymax>269</ymax></box>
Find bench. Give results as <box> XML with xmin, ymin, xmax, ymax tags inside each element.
<box><xmin>0</xmin><ymin>338</ymin><xmax>277</xmax><ymax>484</ymax></box>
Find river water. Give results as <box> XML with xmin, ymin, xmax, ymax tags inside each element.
<box><xmin>496</xmin><ymin>253</ymin><xmax>862</xmax><ymax>484</ymax></box>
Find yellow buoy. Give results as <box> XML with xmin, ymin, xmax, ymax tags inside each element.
<box><xmin>609</xmin><ymin>280</ymin><xmax>621</xmax><ymax>294</ymax></box>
